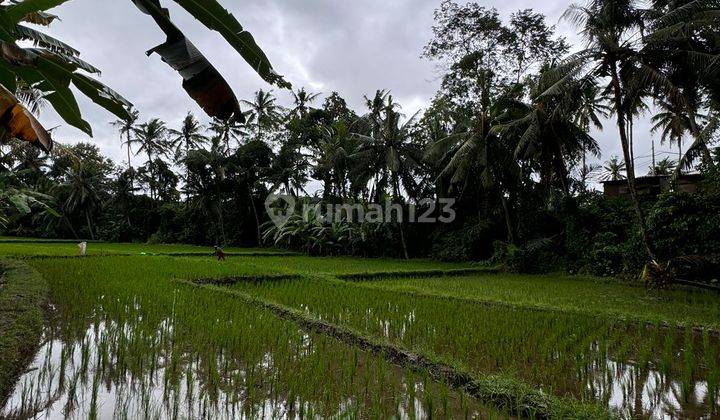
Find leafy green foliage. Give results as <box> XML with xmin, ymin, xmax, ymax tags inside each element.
<box><xmin>0</xmin><ymin>0</ymin><xmax>288</xmax><ymax>148</ymax></box>
<box><xmin>0</xmin><ymin>259</ymin><xmax>47</xmax><ymax>402</ymax></box>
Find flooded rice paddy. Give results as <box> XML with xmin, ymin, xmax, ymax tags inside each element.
<box><xmin>2</xmin><ymin>256</ymin><xmax>719</xmax><ymax>418</ymax></box>
<box><xmin>0</xmin><ymin>259</ymin><xmax>498</xmax><ymax>419</ymax></box>
<box><xmin>228</xmin><ymin>278</ymin><xmax>720</xmax><ymax>418</ymax></box>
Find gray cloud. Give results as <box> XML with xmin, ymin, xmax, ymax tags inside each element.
<box><xmin>35</xmin><ymin>0</ymin><xmax>664</xmax><ymax>181</ymax></box>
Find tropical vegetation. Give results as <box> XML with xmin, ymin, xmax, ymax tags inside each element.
<box><xmin>1</xmin><ymin>0</ymin><xmax>719</xmax><ymax>284</ymax></box>
<box><xmin>2</xmin><ymin>1</ymin><xmax>720</xmax><ymax>417</ymax></box>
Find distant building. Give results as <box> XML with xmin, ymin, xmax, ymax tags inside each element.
<box><xmin>602</xmin><ymin>174</ymin><xmax>703</xmax><ymax>198</ymax></box>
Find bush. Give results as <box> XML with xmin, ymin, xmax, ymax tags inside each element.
<box><xmin>491</xmin><ymin>239</ymin><xmax>563</xmax><ymax>274</ymax></box>
<box><xmin>431</xmin><ymin>229</ymin><xmax>474</xmax><ymax>262</ymax></box>
<box><xmin>584</xmin><ymin>232</ymin><xmax>625</xmax><ymax>277</ymax></box>
<box><xmin>646</xmin><ymin>192</ymin><xmax>720</xmax><ymax>260</ymax></box>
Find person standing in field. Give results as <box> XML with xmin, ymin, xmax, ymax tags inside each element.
<box><xmin>214</xmin><ymin>246</ymin><xmax>226</xmax><ymax>261</ymax></box>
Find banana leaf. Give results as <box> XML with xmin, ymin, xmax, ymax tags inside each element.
<box><xmin>131</xmin><ymin>0</ymin><xmax>243</xmax><ymax>121</ymax></box>
<box><xmin>0</xmin><ymin>83</ymin><xmax>52</xmax><ymax>151</ymax></box>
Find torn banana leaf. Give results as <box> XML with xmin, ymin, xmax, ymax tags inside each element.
<box><xmin>2</xmin><ymin>0</ymin><xmax>72</xmax><ymax>25</ymax></box>
<box><xmin>131</xmin><ymin>0</ymin><xmax>248</xmax><ymax>121</ymax></box>
<box><xmin>26</xmin><ymin>47</ymin><xmax>100</xmax><ymax>74</ymax></box>
<box><xmin>168</xmin><ymin>0</ymin><xmax>291</xmax><ymax>89</ymax></box>
<box><xmin>0</xmin><ymin>83</ymin><xmax>52</xmax><ymax>151</ymax></box>
<box><xmin>16</xmin><ymin>24</ymin><xmax>79</xmax><ymax>56</ymax></box>
<box><xmin>0</xmin><ymin>41</ymin><xmax>131</xmax><ymax>134</ymax></box>
<box><xmin>71</xmin><ymin>72</ymin><xmax>132</xmax><ymax>120</ymax></box>
<box><xmin>20</xmin><ymin>10</ymin><xmax>58</xmax><ymax>26</ymax></box>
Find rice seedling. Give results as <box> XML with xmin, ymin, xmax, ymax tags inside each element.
<box><xmin>227</xmin><ymin>276</ymin><xmax>720</xmax><ymax>417</ymax></box>
<box><xmin>362</xmin><ymin>273</ymin><xmax>720</xmax><ymax>330</ymax></box>
<box><xmin>0</xmin><ymin>259</ymin><xmax>47</xmax><ymax>401</ymax></box>
<box><xmin>3</xmin><ymin>241</ymin><xmax>720</xmax><ymax>418</ymax></box>
<box><xmin>0</xmin><ymin>242</ymin><xmax>284</xmax><ymax>258</ymax></box>
<box><xmin>1</xmin><ymin>257</ymin><xmax>500</xmax><ymax>419</ymax></box>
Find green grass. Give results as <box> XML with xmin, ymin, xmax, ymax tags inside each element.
<box><xmin>220</xmin><ymin>255</ymin><xmax>477</xmax><ymax>275</ymax></box>
<box><xmin>228</xmin><ymin>276</ymin><xmax>720</xmax><ymax>417</ymax></box>
<box><xmin>2</xmin><ymin>241</ymin><xmax>720</xmax><ymax>417</ymax></box>
<box><xmin>0</xmin><ymin>236</ymin><xmax>101</xmax><ymax>243</ymax></box>
<box><xmin>0</xmin><ymin>241</ymin><xmax>284</xmax><ymax>257</ymax></box>
<box><xmin>0</xmin><ymin>259</ymin><xmax>47</xmax><ymax>404</ymax></box>
<box><xmin>363</xmin><ymin>273</ymin><xmax>720</xmax><ymax>330</ymax></box>
<box><xmin>2</xmin><ymin>256</ymin><xmax>500</xmax><ymax>419</ymax></box>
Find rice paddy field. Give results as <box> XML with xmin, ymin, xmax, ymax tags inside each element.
<box><xmin>1</xmin><ymin>240</ymin><xmax>720</xmax><ymax>419</ymax></box>
<box><xmin>0</xmin><ymin>240</ymin><xmax>286</xmax><ymax>258</ymax></box>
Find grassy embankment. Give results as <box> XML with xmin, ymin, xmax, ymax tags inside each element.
<box><xmin>0</xmin><ymin>241</ymin><xmax>290</xmax><ymax>258</ymax></box>
<box><xmin>0</xmin><ymin>259</ymin><xmax>47</xmax><ymax>403</ymax></box>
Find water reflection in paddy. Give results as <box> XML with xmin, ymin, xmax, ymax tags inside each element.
<box><xmin>1</xmin><ymin>306</ymin><xmax>498</xmax><ymax>419</ymax></box>
<box><xmin>230</xmin><ymin>279</ymin><xmax>720</xmax><ymax>418</ymax></box>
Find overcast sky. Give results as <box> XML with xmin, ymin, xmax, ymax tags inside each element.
<box><xmin>36</xmin><ymin>0</ymin><xmax>679</xmax><ymax>183</ymax></box>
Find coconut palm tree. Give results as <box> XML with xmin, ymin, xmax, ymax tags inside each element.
<box><xmin>427</xmin><ymin>105</ymin><xmax>521</xmax><ymax>244</ymax></box>
<box><xmin>495</xmin><ymin>78</ymin><xmax>600</xmax><ymax>197</ymax></box>
<box><xmin>651</xmin><ymin>98</ymin><xmax>694</xmax><ymax>165</ymax></box>
<box><xmin>363</xmin><ymin>90</ymin><xmax>399</xmax><ymax>138</ymax></box>
<box><xmin>546</xmin><ymin>0</ymin><xmax>658</xmax><ymax>261</ymax></box>
<box><xmin>649</xmin><ymin>157</ymin><xmax>676</xmax><ymax>176</ymax></box>
<box><xmin>644</xmin><ymin>0</ymin><xmax>720</xmax><ymax>173</ymax></box>
<box><xmin>132</xmin><ymin>119</ymin><xmax>169</xmax><ymax>199</ymax></box>
<box><xmin>600</xmin><ymin>157</ymin><xmax>627</xmax><ymax>182</ymax></box>
<box><xmin>574</xmin><ymin>80</ymin><xmax>611</xmax><ymax>187</ymax></box>
<box><xmin>268</xmin><ymin>142</ymin><xmax>309</xmax><ymax>198</ymax></box>
<box><xmin>314</xmin><ymin>120</ymin><xmax>358</xmax><ymax>198</ymax></box>
<box><xmin>183</xmin><ymin>136</ymin><xmax>237</xmax><ymax>244</ymax></box>
<box><xmin>208</xmin><ymin>116</ymin><xmax>248</xmax><ymax>153</ymax></box>
<box><xmin>60</xmin><ymin>161</ymin><xmax>103</xmax><ymax>240</ymax></box>
<box><xmin>15</xmin><ymin>80</ymin><xmax>47</xmax><ymax>115</ymax></box>
<box><xmin>168</xmin><ymin>112</ymin><xmax>208</xmax><ymax>159</ymax></box>
<box><xmin>352</xmin><ymin>107</ymin><xmax>422</xmax><ymax>202</ymax></box>
<box><xmin>242</xmin><ymin>90</ymin><xmax>284</xmax><ymax>141</ymax></box>
<box><xmin>352</xmin><ymin>104</ymin><xmax>423</xmax><ymax>259</ymax></box>
<box><xmin>290</xmin><ymin>88</ymin><xmax>321</xmax><ymax>119</ymax></box>
<box><xmin>110</xmin><ymin>108</ymin><xmax>140</xmax><ymax>176</ymax></box>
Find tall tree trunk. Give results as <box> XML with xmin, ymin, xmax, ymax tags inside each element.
<box><xmin>678</xmin><ymin>139</ymin><xmax>682</xmax><ymax>165</ymax></box>
<box><xmin>214</xmin><ymin>203</ymin><xmax>227</xmax><ymax>245</ymax></box>
<box><xmin>610</xmin><ymin>63</ymin><xmax>657</xmax><ymax>263</ymax></box>
<box><xmin>501</xmin><ymin>193</ymin><xmax>516</xmax><ymax>245</ymax></box>
<box><xmin>126</xmin><ymin>131</ymin><xmax>134</xmax><ymax>189</ymax></box>
<box><xmin>398</xmin><ymin>223</ymin><xmax>409</xmax><ymax>260</ymax></box>
<box><xmin>147</xmin><ymin>150</ymin><xmax>155</xmax><ymax>200</ymax></box>
<box><xmin>394</xmin><ymin>178</ymin><xmax>409</xmax><ymax>260</ymax></box>
<box><xmin>64</xmin><ymin>216</ymin><xmax>79</xmax><ymax>240</ymax></box>
<box><xmin>582</xmin><ymin>140</ymin><xmax>588</xmax><ymax>190</ymax></box>
<box><xmin>248</xmin><ymin>185</ymin><xmax>262</xmax><ymax>245</ymax></box>
<box><xmin>85</xmin><ymin>210</ymin><xmax>95</xmax><ymax>241</ymax></box>
<box><xmin>628</xmin><ymin>117</ymin><xmax>635</xmax><ymax>167</ymax></box>
<box><xmin>686</xmin><ymin>108</ymin><xmax>715</xmax><ymax>168</ymax></box>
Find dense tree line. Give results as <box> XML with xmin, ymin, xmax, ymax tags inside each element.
<box><xmin>1</xmin><ymin>0</ymin><xmax>719</xmax><ymax>283</ymax></box>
